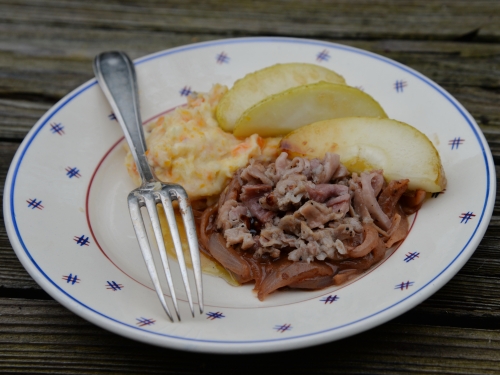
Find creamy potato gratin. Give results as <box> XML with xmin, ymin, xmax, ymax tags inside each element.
<box><xmin>125</xmin><ymin>84</ymin><xmax>281</xmax><ymax>204</ymax></box>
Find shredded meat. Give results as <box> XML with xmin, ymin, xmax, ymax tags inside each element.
<box><xmin>306</xmin><ymin>183</ymin><xmax>348</xmax><ymax>203</ymax></box>
<box><xmin>312</xmin><ymin>153</ymin><xmax>340</xmax><ymax>183</ymax></box>
<box><xmin>240</xmin><ymin>160</ymin><xmax>274</xmax><ymax>185</ymax></box>
<box><xmin>201</xmin><ymin>151</ymin><xmax>426</xmax><ymax>300</ymax></box>
<box><xmin>267</xmin><ymin>173</ymin><xmax>310</xmax><ymax>211</ymax></box>
<box><xmin>224</xmin><ymin>226</ymin><xmax>255</xmax><ymax>250</ymax></box>
<box><xmin>360</xmin><ymin>171</ymin><xmax>392</xmax><ymax>230</ymax></box>
<box><xmin>240</xmin><ymin>184</ymin><xmax>274</xmax><ymax>223</ymax></box>
<box><xmin>296</xmin><ymin>201</ymin><xmax>344</xmax><ymax>229</ymax></box>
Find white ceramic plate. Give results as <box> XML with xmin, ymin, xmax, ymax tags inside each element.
<box><xmin>4</xmin><ymin>37</ymin><xmax>496</xmax><ymax>354</ymax></box>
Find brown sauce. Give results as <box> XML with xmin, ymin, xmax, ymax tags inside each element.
<box><xmin>199</xmin><ymin>205</ymin><xmax>399</xmax><ymax>300</ymax></box>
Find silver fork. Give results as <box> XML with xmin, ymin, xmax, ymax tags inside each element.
<box><xmin>93</xmin><ymin>51</ymin><xmax>203</xmax><ymax>321</ymax></box>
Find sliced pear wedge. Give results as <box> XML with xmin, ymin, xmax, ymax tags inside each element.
<box><xmin>233</xmin><ymin>82</ymin><xmax>387</xmax><ymax>138</ymax></box>
<box><xmin>216</xmin><ymin>63</ymin><xmax>346</xmax><ymax>132</ymax></box>
<box><xmin>280</xmin><ymin>117</ymin><xmax>446</xmax><ymax>192</ymax></box>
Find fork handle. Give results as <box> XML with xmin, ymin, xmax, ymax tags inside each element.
<box><xmin>93</xmin><ymin>52</ymin><xmax>155</xmax><ymax>183</ymax></box>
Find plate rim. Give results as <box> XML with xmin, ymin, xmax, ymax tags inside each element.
<box><xmin>3</xmin><ymin>36</ymin><xmax>496</xmax><ymax>353</ymax></box>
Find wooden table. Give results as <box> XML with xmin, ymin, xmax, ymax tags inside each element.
<box><xmin>1</xmin><ymin>1</ymin><xmax>499</xmax><ymax>373</ymax></box>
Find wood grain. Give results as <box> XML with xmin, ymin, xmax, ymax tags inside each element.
<box><xmin>0</xmin><ymin>0</ymin><xmax>499</xmax><ymax>372</ymax></box>
<box><xmin>0</xmin><ymin>298</ymin><xmax>500</xmax><ymax>374</ymax></box>
<box><xmin>1</xmin><ymin>0</ymin><xmax>499</xmax><ymax>41</ymax></box>
<box><xmin>0</xmin><ymin>26</ymin><xmax>499</xmax><ymax>144</ymax></box>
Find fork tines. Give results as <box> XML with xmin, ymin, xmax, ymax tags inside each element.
<box><xmin>127</xmin><ymin>183</ymin><xmax>203</xmax><ymax>322</ymax></box>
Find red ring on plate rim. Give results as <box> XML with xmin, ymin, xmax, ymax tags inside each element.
<box><xmin>85</xmin><ymin>108</ymin><xmax>419</xmax><ymax>309</ymax></box>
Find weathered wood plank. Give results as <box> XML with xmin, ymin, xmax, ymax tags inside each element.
<box><xmin>0</xmin><ymin>24</ymin><xmax>498</xmax><ymax>143</ymax></box>
<box><xmin>0</xmin><ymin>0</ymin><xmax>499</xmax><ymax>41</ymax></box>
<box><xmin>0</xmin><ymin>142</ymin><xmax>42</xmax><ymax>292</ymax></box>
<box><xmin>0</xmin><ymin>298</ymin><xmax>499</xmax><ymax>374</ymax></box>
<box><xmin>0</xmin><ymin>0</ymin><xmax>499</xmax><ymax>372</ymax></box>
